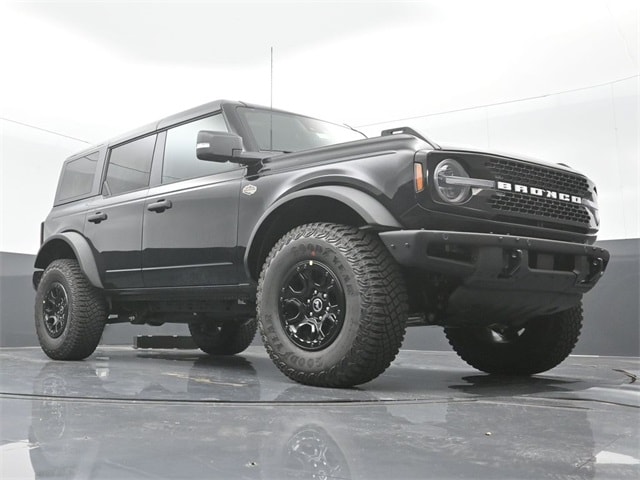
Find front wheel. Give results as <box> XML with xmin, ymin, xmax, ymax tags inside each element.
<box><xmin>445</xmin><ymin>304</ymin><xmax>583</xmax><ymax>375</ymax></box>
<box><xmin>257</xmin><ymin>223</ymin><xmax>408</xmax><ymax>388</ymax></box>
<box><xmin>188</xmin><ymin>319</ymin><xmax>257</xmax><ymax>355</ymax></box>
<box><xmin>34</xmin><ymin>259</ymin><xmax>107</xmax><ymax>360</ymax></box>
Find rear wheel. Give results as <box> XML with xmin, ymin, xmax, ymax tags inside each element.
<box><xmin>257</xmin><ymin>223</ymin><xmax>408</xmax><ymax>387</ymax></box>
<box><xmin>445</xmin><ymin>304</ymin><xmax>583</xmax><ymax>375</ymax></box>
<box><xmin>35</xmin><ymin>259</ymin><xmax>106</xmax><ymax>360</ymax></box>
<box><xmin>188</xmin><ymin>319</ymin><xmax>257</xmax><ymax>355</ymax></box>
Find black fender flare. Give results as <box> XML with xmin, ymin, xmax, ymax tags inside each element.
<box><xmin>34</xmin><ymin>232</ymin><xmax>104</xmax><ymax>289</ymax></box>
<box><xmin>244</xmin><ymin>185</ymin><xmax>401</xmax><ymax>276</ymax></box>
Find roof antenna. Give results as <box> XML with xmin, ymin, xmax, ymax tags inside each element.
<box><xmin>270</xmin><ymin>46</ymin><xmax>274</xmax><ymax>150</ymax></box>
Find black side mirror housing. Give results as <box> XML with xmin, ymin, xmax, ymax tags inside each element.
<box><xmin>196</xmin><ymin>130</ymin><xmax>245</xmax><ymax>163</ymax></box>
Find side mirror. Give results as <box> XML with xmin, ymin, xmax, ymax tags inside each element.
<box><xmin>196</xmin><ymin>131</ymin><xmax>245</xmax><ymax>163</ymax></box>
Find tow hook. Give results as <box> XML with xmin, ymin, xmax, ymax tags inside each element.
<box><xmin>584</xmin><ymin>256</ymin><xmax>605</xmax><ymax>283</ymax></box>
<box><xmin>500</xmin><ymin>249</ymin><xmax>523</xmax><ymax>278</ymax></box>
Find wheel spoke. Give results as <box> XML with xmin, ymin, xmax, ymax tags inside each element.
<box><xmin>326</xmin><ymin>303</ymin><xmax>341</xmax><ymax>315</ymax></box>
<box><xmin>282</xmin><ymin>298</ymin><xmax>306</xmax><ymax>324</ymax></box>
<box><xmin>312</xmin><ymin>268</ymin><xmax>332</xmax><ymax>290</ymax></box>
<box><xmin>284</xmin><ymin>268</ymin><xmax>315</xmax><ymax>300</ymax></box>
<box><xmin>289</xmin><ymin>317</ymin><xmax>315</xmax><ymax>335</ymax></box>
<box><xmin>317</xmin><ymin>312</ymin><xmax>337</xmax><ymax>336</ymax></box>
<box><xmin>46</xmin><ymin>289</ymin><xmax>57</xmax><ymax>305</ymax></box>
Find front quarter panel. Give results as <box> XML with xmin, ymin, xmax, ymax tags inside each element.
<box><xmin>237</xmin><ymin>136</ymin><xmax>427</xmax><ymax>280</ymax></box>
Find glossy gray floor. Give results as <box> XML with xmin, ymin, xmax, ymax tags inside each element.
<box><xmin>0</xmin><ymin>346</ymin><xmax>638</xmax><ymax>479</ymax></box>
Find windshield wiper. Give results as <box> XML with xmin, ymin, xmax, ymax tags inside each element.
<box><xmin>265</xmin><ymin>149</ymin><xmax>293</xmax><ymax>154</ymax></box>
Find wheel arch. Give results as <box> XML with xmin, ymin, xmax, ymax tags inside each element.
<box><xmin>34</xmin><ymin>232</ymin><xmax>104</xmax><ymax>289</ymax></box>
<box><xmin>244</xmin><ymin>186</ymin><xmax>401</xmax><ymax>281</ymax></box>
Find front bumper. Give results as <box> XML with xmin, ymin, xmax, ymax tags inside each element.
<box><xmin>379</xmin><ymin>230</ymin><xmax>610</xmax><ymax>321</ymax></box>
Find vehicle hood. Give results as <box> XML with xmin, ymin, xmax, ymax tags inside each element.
<box><xmin>260</xmin><ymin>134</ymin><xmax>431</xmax><ymax>173</ymax></box>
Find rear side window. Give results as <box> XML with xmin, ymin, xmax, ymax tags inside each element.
<box><xmin>104</xmin><ymin>135</ymin><xmax>156</xmax><ymax>195</ymax></box>
<box><xmin>57</xmin><ymin>152</ymin><xmax>99</xmax><ymax>202</ymax></box>
<box><xmin>162</xmin><ymin>114</ymin><xmax>232</xmax><ymax>184</ymax></box>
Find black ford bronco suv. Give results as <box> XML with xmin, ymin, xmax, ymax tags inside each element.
<box><xmin>34</xmin><ymin>100</ymin><xmax>609</xmax><ymax>387</ymax></box>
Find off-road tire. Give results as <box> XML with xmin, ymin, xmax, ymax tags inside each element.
<box><xmin>35</xmin><ymin>259</ymin><xmax>106</xmax><ymax>360</ymax></box>
<box><xmin>445</xmin><ymin>304</ymin><xmax>583</xmax><ymax>375</ymax></box>
<box><xmin>257</xmin><ymin>223</ymin><xmax>408</xmax><ymax>387</ymax></box>
<box><xmin>188</xmin><ymin>319</ymin><xmax>257</xmax><ymax>355</ymax></box>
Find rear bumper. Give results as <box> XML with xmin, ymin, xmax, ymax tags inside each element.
<box><xmin>379</xmin><ymin>230</ymin><xmax>610</xmax><ymax>321</ymax></box>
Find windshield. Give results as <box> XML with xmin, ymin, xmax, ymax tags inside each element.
<box><xmin>238</xmin><ymin>107</ymin><xmax>366</xmax><ymax>153</ymax></box>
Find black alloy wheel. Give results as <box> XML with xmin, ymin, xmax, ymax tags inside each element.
<box><xmin>279</xmin><ymin>261</ymin><xmax>346</xmax><ymax>351</ymax></box>
<box><xmin>42</xmin><ymin>282</ymin><xmax>69</xmax><ymax>338</ymax></box>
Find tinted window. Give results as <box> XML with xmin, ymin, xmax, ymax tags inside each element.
<box><xmin>162</xmin><ymin>114</ymin><xmax>231</xmax><ymax>184</ymax></box>
<box><xmin>57</xmin><ymin>152</ymin><xmax>99</xmax><ymax>201</ymax></box>
<box><xmin>105</xmin><ymin>135</ymin><xmax>156</xmax><ymax>195</ymax></box>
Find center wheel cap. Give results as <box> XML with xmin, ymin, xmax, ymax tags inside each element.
<box><xmin>312</xmin><ymin>298</ymin><xmax>324</xmax><ymax>313</ymax></box>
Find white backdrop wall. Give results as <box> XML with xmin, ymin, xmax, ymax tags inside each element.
<box><xmin>0</xmin><ymin>120</ymin><xmax>89</xmax><ymax>254</ymax></box>
<box><xmin>0</xmin><ymin>0</ymin><xmax>638</xmax><ymax>254</ymax></box>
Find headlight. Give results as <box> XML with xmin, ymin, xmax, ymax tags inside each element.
<box><xmin>434</xmin><ymin>159</ymin><xmax>471</xmax><ymax>204</ymax></box>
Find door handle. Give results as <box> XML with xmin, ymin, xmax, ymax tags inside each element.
<box><xmin>87</xmin><ymin>212</ymin><xmax>108</xmax><ymax>224</ymax></box>
<box><xmin>147</xmin><ymin>199</ymin><xmax>172</xmax><ymax>213</ymax></box>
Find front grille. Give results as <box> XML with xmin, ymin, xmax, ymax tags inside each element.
<box><xmin>488</xmin><ymin>192</ymin><xmax>591</xmax><ymax>224</ymax></box>
<box><xmin>485</xmin><ymin>158</ymin><xmax>589</xmax><ymax>196</ymax></box>
<box><xmin>483</xmin><ymin>158</ymin><xmax>592</xmax><ymax>230</ymax></box>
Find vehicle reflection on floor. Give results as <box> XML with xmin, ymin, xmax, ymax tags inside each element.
<box><xmin>0</xmin><ymin>347</ymin><xmax>636</xmax><ymax>479</ymax></box>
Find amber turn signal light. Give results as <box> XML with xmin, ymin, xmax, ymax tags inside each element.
<box><xmin>414</xmin><ymin>163</ymin><xmax>425</xmax><ymax>192</ymax></box>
